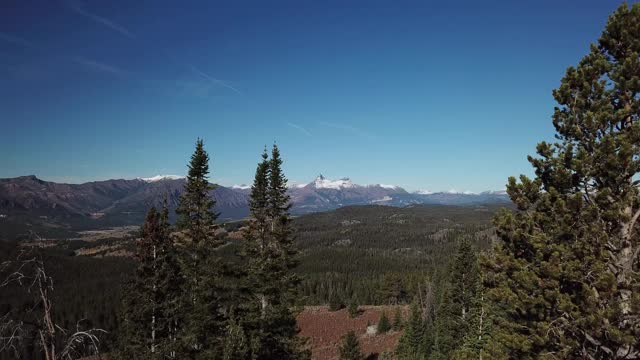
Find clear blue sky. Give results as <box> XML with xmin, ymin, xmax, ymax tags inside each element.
<box><xmin>0</xmin><ymin>0</ymin><xmax>624</xmax><ymax>192</ymax></box>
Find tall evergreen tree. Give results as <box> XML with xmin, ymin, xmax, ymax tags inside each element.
<box><xmin>429</xmin><ymin>285</ymin><xmax>456</xmax><ymax>360</ymax></box>
<box><xmin>484</xmin><ymin>4</ymin><xmax>640</xmax><ymax>358</ymax></box>
<box><xmin>453</xmin><ymin>277</ymin><xmax>505</xmax><ymax>360</ymax></box>
<box><xmin>175</xmin><ymin>139</ymin><xmax>225</xmax><ymax>357</ymax></box>
<box><xmin>396</xmin><ymin>301</ymin><xmax>425</xmax><ymax>360</ymax></box>
<box><xmin>450</xmin><ymin>239</ymin><xmax>480</xmax><ymax>324</ymax></box>
<box><xmin>117</xmin><ymin>201</ymin><xmax>181</xmax><ymax>359</ymax></box>
<box><xmin>156</xmin><ymin>199</ymin><xmax>183</xmax><ymax>359</ymax></box>
<box><xmin>243</xmin><ymin>145</ymin><xmax>309</xmax><ymax>359</ymax></box>
<box><xmin>431</xmin><ymin>239</ymin><xmax>481</xmax><ymax>359</ymax></box>
<box><xmin>244</xmin><ymin>148</ymin><xmax>271</xmax><ymax>319</ymax></box>
<box><xmin>176</xmin><ymin>138</ymin><xmax>218</xmax><ymax>238</ymax></box>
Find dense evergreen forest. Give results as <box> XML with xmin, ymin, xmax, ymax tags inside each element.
<box><xmin>1</xmin><ymin>3</ymin><xmax>640</xmax><ymax>359</ymax></box>
<box><xmin>0</xmin><ymin>197</ymin><xmax>499</xmax><ymax>358</ymax></box>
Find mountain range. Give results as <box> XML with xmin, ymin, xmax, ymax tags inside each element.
<box><xmin>0</xmin><ymin>174</ymin><xmax>510</xmax><ymax>229</ymax></box>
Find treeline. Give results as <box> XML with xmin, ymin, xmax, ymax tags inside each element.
<box><xmin>116</xmin><ymin>141</ymin><xmax>309</xmax><ymax>359</ymax></box>
<box><xmin>294</xmin><ymin>204</ymin><xmax>498</xmax><ymax>306</ymax></box>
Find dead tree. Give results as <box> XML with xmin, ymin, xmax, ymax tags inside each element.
<box><xmin>0</xmin><ymin>241</ymin><xmax>105</xmax><ymax>359</ymax></box>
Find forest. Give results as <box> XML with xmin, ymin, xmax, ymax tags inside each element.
<box><xmin>1</xmin><ymin>3</ymin><xmax>640</xmax><ymax>360</ymax></box>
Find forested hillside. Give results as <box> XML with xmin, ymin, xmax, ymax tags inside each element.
<box><xmin>0</xmin><ymin>202</ymin><xmax>502</xmax><ymax>359</ymax></box>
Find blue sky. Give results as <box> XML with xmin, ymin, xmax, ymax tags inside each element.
<box><xmin>0</xmin><ymin>0</ymin><xmax>623</xmax><ymax>192</ymax></box>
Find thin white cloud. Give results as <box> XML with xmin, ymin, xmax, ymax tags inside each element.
<box><xmin>0</xmin><ymin>32</ymin><xmax>34</xmax><ymax>48</ymax></box>
<box><xmin>190</xmin><ymin>65</ymin><xmax>242</xmax><ymax>95</ymax></box>
<box><xmin>319</xmin><ymin>121</ymin><xmax>376</xmax><ymax>140</ymax></box>
<box><xmin>74</xmin><ymin>57</ymin><xmax>125</xmax><ymax>76</ymax></box>
<box><xmin>287</xmin><ymin>122</ymin><xmax>312</xmax><ymax>136</ymax></box>
<box><xmin>65</xmin><ymin>0</ymin><xmax>134</xmax><ymax>39</ymax></box>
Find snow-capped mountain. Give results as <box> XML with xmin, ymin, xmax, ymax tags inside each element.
<box><xmin>312</xmin><ymin>175</ymin><xmax>355</xmax><ymax>189</ymax></box>
<box><xmin>139</xmin><ymin>175</ymin><xmax>185</xmax><ymax>182</ymax></box>
<box><xmin>232</xmin><ymin>184</ymin><xmax>251</xmax><ymax>190</ymax></box>
<box><xmin>287</xmin><ymin>175</ymin><xmax>408</xmax><ymax>213</ymax></box>
<box><xmin>0</xmin><ymin>174</ymin><xmax>511</xmax><ymax>230</ymax></box>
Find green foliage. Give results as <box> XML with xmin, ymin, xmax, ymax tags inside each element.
<box><xmin>117</xmin><ymin>203</ymin><xmax>182</xmax><ymax>359</ymax></box>
<box><xmin>379</xmin><ymin>350</ymin><xmax>394</xmax><ymax>360</ymax></box>
<box><xmin>394</xmin><ymin>239</ymin><xmax>483</xmax><ymax>360</ymax></box>
<box><xmin>378</xmin><ymin>311</ymin><xmax>391</xmax><ymax>333</ymax></box>
<box><xmin>176</xmin><ymin>138</ymin><xmax>217</xmax><ymax>236</ymax></box>
<box><xmin>430</xmin><ymin>239</ymin><xmax>481</xmax><ymax>359</ymax></box>
<box><xmin>339</xmin><ymin>331</ymin><xmax>364</xmax><ymax>360</ymax></box>
<box><xmin>329</xmin><ymin>293</ymin><xmax>344</xmax><ymax>311</ymax></box>
<box><xmin>241</xmin><ymin>145</ymin><xmax>309</xmax><ymax>360</ymax></box>
<box><xmin>453</xmin><ymin>282</ymin><xmax>506</xmax><ymax>360</ymax></box>
<box><xmin>380</xmin><ymin>273</ymin><xmax>408</xmax><ymax>305</ymax></box>
<box><xmin>483</xmin><ymin>4</ymin><xmax>640</xmax><ymax>358</ymax></box>
<box><xmin>223</xmin><ymin>316</ymin><xmax>249</xmax><ymax>360</ymax></box>
<box><xmin>396</xmin><ymin>301</ymin><xmax>424</xmax><ymax>360</ymax></box>
<box><xmin>429</xmin><ymin>285</ymin><xmax>456</xmax><ymax>360</ymax></box>
<box><xmin>0</xmin><ymin>240</ymin><xmax>132</xmax><ymax>360</ymax></box>
<box><xmin>295</xmin><ymin>204</ymin><xmax>501</xmax><ymax>306</ymax></box>
<box><xmin>348</xmin><ymin>299</ymin><xmax>360</xmax><ymax>318</ymax></box>
<box><xmin>392</xmin><ymin>306</ymin><xmax>403</xmax><ymax>331</ymax></box>
<box><xmin>174</xmin><ymin>139</ymin><xmax>228</xmax><ymax>357</ymax></box>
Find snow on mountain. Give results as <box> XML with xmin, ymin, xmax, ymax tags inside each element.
<box><xmin>376</xmin><ymin>184</ymin><xmax>400</xmax><ymax>189</ymax></box>
<box><xmin>481</xmin><ymin>190</ymin><xmax>508</xmax><ymax>195</ymax></box>
<box><xmin>232</xmin><ymin>184</ymin><xmax>251</xmax><ymax>190</ymax></box>
<box><xmin>139</xmin><ymin>175</ymin><xmax>185</xmax><ymax>182</ymax></box>
<box><xmin>313</xmin><ymin>175</ymin><xmax>356</xmax><ymax>189</ymax></box>
<box><xmin>414</xmin><ymin>189</ymin><xmax>433</xmax><ymax>195</ymax></box>
<box><xmin>446</xmin><ymin>189</ymin><xmax>476</xmax><ymax>195</ymax></box>
<box><xmin>371</xmin><ymin>196</ymin><xmax>393</xmax><ymax>203</ymax></box>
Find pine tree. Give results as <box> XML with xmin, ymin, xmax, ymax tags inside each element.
<box><xmin>378</xmin><ymin>311</ymin><xmax>391</xmax><ymax>334</ymax></box>
<box><xmin>429</xmin><ymin>285</ymin><xmax>456</xmax><ymax>360</ymax></box>
<box><xmin>243</xmin><ymin>145</ymin><xmax>309</xmax><ymax>360</ymax></box>
<box><xmin>175</xmin><ymin>139</ymin><xmax>225</xmax><ymax>357</ymax></box>
<box><xmin>117</xmin><ymin>201</ymin><xmax>181</xmax><ymax>359</ymax></box>
<box><xmin>450</xmin><ymin>239</ymin><xmax>479</xmax><ymax>325</ymax></box>
<box><xmin>176</xmin><ymin>139</ymin><xmax>218</xmax><ymax>237</ymax></box>
<box><xmin>348</xmin><ymin>299</ymin><xmax>360</xmax><ymax>318</ymax></box>
<box><xmin>243</xmin><ymin>147</ymin><xmax>271</xmax><ymax>325</ymax></box>
<box><xmin>395</xmin><ymin>301</ymin><xmax>424</xmax><ymax>360</ymax></box>
<box><xmin>339</xmin><ymin>331</ymin><xmax>364</xmax><ymax>360</ymax></box>
<box><xmin>155</xmin><ymin>199</ymin><xmax>183</xmax><ymax>358</ymax></box>
<box><xmin>222</xmin><ymin>315</ymin><xmax>249</xmax><ymax>360</ymax></box>
<box><xmin>380</xmin><ymin>273</ymin><xmax>406</xmax><ymax>305</ymax></box>
<box><xmin>453</xmin><ymin>278</ymin><xmax>506</xmax><ymax>360</ymax></box>
<box><xmin>484</xmin><ymin>4</ymin><xmax>640</xmax><ymax>358</ymax></box>
<box><xmin>392</xmin><ymin>306</ymin><xmax>403</xmax><ymax>331</ymax></box>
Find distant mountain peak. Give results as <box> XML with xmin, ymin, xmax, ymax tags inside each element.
<box><xmin>139</xmin><ymin>175</ymin><xmax>185</xmax><ymax>182</ymax></box>
<box><xmin>313</xmin><ymin>175</ymin><xmax>355</xmax><ymax>189</ymax></box>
